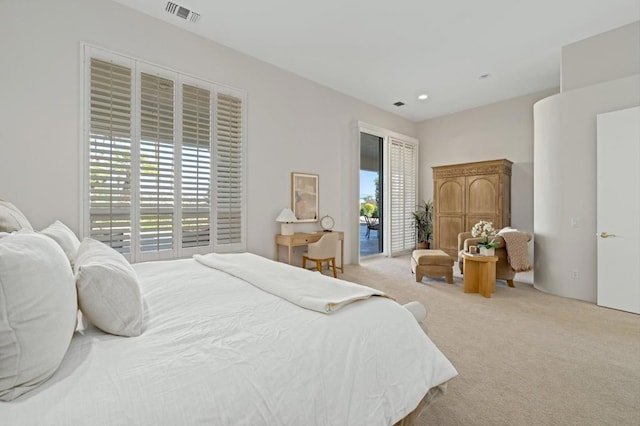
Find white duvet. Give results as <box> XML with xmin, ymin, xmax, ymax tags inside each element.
<box><xmin>194</xmin><ymin>252</ymin><xmax>389</xmax><ymax>313</ymax></box>
<box><xmin>0</xmin><ymin>256</ymin><xmax>457</xmax><ymax>426</ymax></box>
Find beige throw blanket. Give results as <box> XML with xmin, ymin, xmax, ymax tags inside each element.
<box><xmin>194</xmin><ymin>252</ymin><xmax>389</xmax><ymax>313</ymax></box>
<box><xmin>498</xmin><ymin>230</ymin><xmax>532</xmax><ymax>272</ymax></box>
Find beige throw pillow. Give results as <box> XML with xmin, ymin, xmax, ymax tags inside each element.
<box><xmin>0</xmin><ymin>232</ymin><xmax>77</xmax><ymax>401</ymax></box>
<box><xmin>40</xmin><ymin>220</ymin><xmax>81</xmax><ymax>266</ymax></box>
<box><xmin>74</xmin><ymin>238</ymin><xmax>144</xmax><ymax>337</ymax></box>
<box><xmin>0</xmin><ymin>199</ymin><xmax>33</xmax><ymax>232</ymax></box>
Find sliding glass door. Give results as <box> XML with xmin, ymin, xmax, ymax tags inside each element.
<box><xmin>360</xmin><ymin>133</ymin><xmax>383</xmax><ymax>257</ymax></box>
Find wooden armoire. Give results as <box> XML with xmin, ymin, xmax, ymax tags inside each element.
<box><xmin>432</xmin><ymin>159</ymin><xmax>512</xmax><ymax>258</ymax></box>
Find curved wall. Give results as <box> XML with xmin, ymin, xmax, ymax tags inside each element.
<box><xmin>533</xmin><ymin>75</ymin><xmax>640</xmax><ymax>302</ymax></box>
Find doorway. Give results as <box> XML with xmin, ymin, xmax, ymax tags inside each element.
<box><xmin>360</xmin><ymin>133</ymin><xmax>383</xmax><ymax>257</ymax></box>
<box><xmin>596</xmin><ymin>106</ymin><xmax>640</xmax><ymax>314</ymax></box>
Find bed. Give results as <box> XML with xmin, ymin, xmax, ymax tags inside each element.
<box><xmin>0</xmin><ymin>201</ymin><xmax>457</xmax><ymax>425</ymax></box>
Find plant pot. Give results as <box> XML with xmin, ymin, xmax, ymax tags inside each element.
<box><xmin>417</xmin><ymin>241</ymin><xmax>427</xmax><ymax>249</ymax></box>
<box><xmin>478</xmin><ymin>246</ymin><xmax>495</xmax><ymax>256</ymax></box>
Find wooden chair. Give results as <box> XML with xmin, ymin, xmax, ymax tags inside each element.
<box><xmin>303</xmin><ymin>233</ymin><xmax>339</xmax><ymax>278</ymax></box>
<box><xmin>364</xmin><ymin>215</ymin><xmax>379</xmax><ymax>239</ymax></box>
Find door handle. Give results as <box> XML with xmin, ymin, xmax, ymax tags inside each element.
<box><xmin>597</xmin><ymin>232</ymin><xmax>616</xmax><ymax>238</ymax></box>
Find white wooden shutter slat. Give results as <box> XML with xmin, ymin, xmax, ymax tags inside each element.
<box><xmin>215</xmin><ymin>93</ymin><xmax>243</xmax><ymax>246</ymax></box>
<box><xmin>181</xmin><ymin>83</ymin><xmax>212</xmax><ymax>249</ymax></box>
<box><xmin>139</xmin><ymin>72</ymin><xmax>175</xmax><ymax>254</ymax></box>
<box><xmin>389</xmin><ymin>138</ymin><xmax>417</xmax><ymax>255</ymax></box>
<box><xmin>89</xmin><ymin>58</ymin><xmax>133</xmax><ymax>255</ymax></box>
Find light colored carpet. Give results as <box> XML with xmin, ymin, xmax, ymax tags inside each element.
<box><xmin>337</xmin><ymin>255</ymin><xmax>640</xmax><ymax>426</ymax></box>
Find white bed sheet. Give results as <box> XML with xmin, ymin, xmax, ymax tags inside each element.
<box><xmin>0</xmin><ymin>257</ymin><xmax>457</xmax><ymax>426</ymax></box>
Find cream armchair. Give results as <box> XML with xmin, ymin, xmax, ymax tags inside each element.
<box><xmin>457</xmin><ymin>231</ymin><xmax>532</xmax><ymax>287</ymax></box>
<box><xmin>303</xmin><ymin>232</ymin><xmax>339</xmax><ymax>278</ymax></box>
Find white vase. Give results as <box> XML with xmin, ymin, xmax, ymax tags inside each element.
<box><xmin>479</xmin><ymin>246</ymin><xmax>495</xmax><ymax>256</ymax></box>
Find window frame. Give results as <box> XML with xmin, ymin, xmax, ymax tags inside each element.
<box><xmin>81</xmin><ymin>44</ymin><xmax>247</xmax><ymax>262</ymax></box>
<box><xmin>388</xmin><ymin>136</ymin><xmax>418</xmax><ymax>255</ymax></box>
<box><xmin>212</xmin><ymin>85</ymin><xmax>248</xmax><ymax>253</ymax></box>
<box><xmin>354</xmin><ymin>121</ymin><xmax>418</xmax><ymax>262</ymax></box>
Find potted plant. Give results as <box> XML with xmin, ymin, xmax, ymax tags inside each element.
<box><xmin>471</xmin><ymin>220</ymin><xmax>499</xmax><ymax>255</ymax></box>
<box><xmin>412</xmin><ymin>200</ymin><xmax>433</xmax><ymax>249</ymax></box>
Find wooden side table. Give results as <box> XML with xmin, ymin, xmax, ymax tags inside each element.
<box><xmin>462</xmin><ymin>254</ymin><xmax>498</xmax><ymax>298</ymax></box>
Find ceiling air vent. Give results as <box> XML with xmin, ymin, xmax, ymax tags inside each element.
<box><xmin>393</xmin><ymin>101</ymin><xmax>405</xmax><ymax>107</ymax></box>
<box><xmin>166</xmin><ymin>2</ymin><xmax>200</xmax><ymax>23</ymax></box>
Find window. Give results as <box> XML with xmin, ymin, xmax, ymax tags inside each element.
<box><xmin>215</xmin><ymin>93</ymin><xmax>244</xmax><ymax>246</ymax></box>
<box><xmin>139</xmin><ymin>72</ymin><xmax>175</xmax><ymax>254</ymax></box>
<box><xmin>389</xmin><ymin>137</ymin><xmax>417</xmax><ymax>255</ymax></box>
<box><xmin>85</xmin><ymin>47</ymin><xmax>246</xmax><ymax>262</ymax></box>
<box><xmin>356</xmin><ymin>122</ymin><xmax>418</xmax><ymax>260</ymax></box>
<box><xmin>182</xmin><ymin>84</ymin><xmax>212</xmax><ymax>249</ymax></box>
<box><xmin>88</xmin><ymin>58</ymin><xmax>132</xmax><ymax>254</ymax></box>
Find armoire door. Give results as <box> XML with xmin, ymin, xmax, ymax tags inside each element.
<box><xmin>465</xmin><ymin>175</ymin><xmax>499</xmax><ymax>230</ymax></box>
<box><xmin>435</xmin><ymin>176</ymin><xmax>465</xmax><ymax>257</ymax></box>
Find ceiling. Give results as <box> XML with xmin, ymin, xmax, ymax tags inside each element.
<box><xmin>113</xmin><ymin>0</ymin><xmax>639</xmax><ymax>122</ymax></box>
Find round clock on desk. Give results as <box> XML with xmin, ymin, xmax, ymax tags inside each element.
<box><xmin>320</xmin><ymin>215</ymin><xmax>335</xmax><ymax>232</ymax></box>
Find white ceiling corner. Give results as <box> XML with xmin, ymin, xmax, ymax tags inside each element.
<box><xmin>112</xmin><ymin>0</ymin><xmax>640</xmax><ymax>122</ymax></box>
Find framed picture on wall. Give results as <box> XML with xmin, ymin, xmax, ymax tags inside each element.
<box><xmin>291</xmin><ymin>172</ymin><xmax>319</xmax><ymax>222</ymax></box>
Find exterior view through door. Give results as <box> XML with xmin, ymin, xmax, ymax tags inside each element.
<box><xmin>360</xmin><ymin>133</ymin><xmax>383</xmax><ymax>257</ymax></box>
<box><xmin>356</xmin><ymin>124</ymin><xmax>419</xmax><ymax>262</ymax></box>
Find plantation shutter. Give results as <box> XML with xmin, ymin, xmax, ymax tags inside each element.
<box><xmin>139</xmin><ymin>73</ymin><xmax>175</xmax><ymax>253</ymax></box>
<box><xmin>181</xmin><ymin>84</ymin><xmax>212</xmax><ymax>249</ymax></box>
<box><xmin>85</xmin><ymin>47</ymin><xmax>247</xmax><ymax>260</ymax></box>
<box><xmin>389</xmin><ymin>138</ymin><xmax>417</xmax><ymax>255</ymax></box>
<box><xmin>89</xmin><ymin>58</ymin><xmax>132</xmax><ymax>255</ymax></box>
<box><xmin>215</xmin><ymin>93</ymin><xmax>244</xmax><ymax>247</ymax></box>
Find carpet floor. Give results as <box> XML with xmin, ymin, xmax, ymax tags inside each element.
<box><xmin>337</xmin><ymin>255</ymin><xmax>640</xmax><ymax>426</ymax></box>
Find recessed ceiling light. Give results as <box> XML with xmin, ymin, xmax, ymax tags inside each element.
<box><xmin>479</xmin><ymin>73</ymin><xmax>491</xmax><ymax>79</ymax></box>
<box><xmin>418</xmin><ymin>93</ymin><xmax>429</xmax><ymax>100</ymax></box>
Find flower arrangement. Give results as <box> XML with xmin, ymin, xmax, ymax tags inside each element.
<box><xmin>471</xmin><ymin>220</ymin><xmax>499</xmax><ymax>249</ymax></box>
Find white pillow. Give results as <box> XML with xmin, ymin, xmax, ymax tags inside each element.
<box><xmin>0</xmin><ymin>231</ymin><xmax>77</xmax><ymax>401</ymax></box>
<box><xmin>40</xmin><ymin>220</ymin><xmax>81</xmax><ymax>266</ymax></box>
<box><xmin>74</xmin><ymin>238</ymin><xmax>144</xmax><ymax>337</ymax></box>
<box><xmin>0</xmin><ymin>199</ymin><xmax>33</xmax><ymax>232</ymax></box>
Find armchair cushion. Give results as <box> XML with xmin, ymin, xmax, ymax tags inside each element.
<box><xmin>458</xmin><ymin>230</ymin><xmax>532</xmax><ymax>282</ymax></box>
<box><xmin>307</xmin><ymin>233</ymin><xmax>339</xmax><ymax>259</ymax></box>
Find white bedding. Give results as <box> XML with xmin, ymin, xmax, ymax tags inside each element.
<box><xmin>0</xmin><ymin>256</ymin><xmax>457</xmax><ymax>426</ymax></box>
<box><xmin>194</xmin><ymin>252</ymin><xmax>388</xmax><ymax>313</ymax></box>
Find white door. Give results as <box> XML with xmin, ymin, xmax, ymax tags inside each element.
<box><xmin>596</xmin><ymin>106</ymin><xmax>640</xmax><ymax>314</ymax></box>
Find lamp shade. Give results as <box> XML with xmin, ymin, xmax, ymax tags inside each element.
<box><xmin>275</xmin><ymin>208</ymin><xmax>297</xmax><ymax>223</ymax></box>
<box><xmin>276</xmin><ymin>208</ymin><xmax>297</xmax><ymax>236</ymax></box>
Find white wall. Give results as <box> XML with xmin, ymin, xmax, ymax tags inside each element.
<box><xmin>534</xmin><ymin>20</ymin><xmax>640</xmax><ymax>302</ymax></box>
<box><xmin>417</xmin><ymin>88</ymin><xmax>556</xmax><ymax>234</ymax></box>
<box><xmin>0</xmin><ymin>0</ymin><xmax>417</xmax><ymax>264</ymax></box>
<box><xmin>534</xmin><ymin>75</ymin><xmax>640</xmax><ymax>302</ymax></box>
<box><xmin>561</xmin><ymin>21</ymin><xmax>640</xmax><ymax>92</ymax></box>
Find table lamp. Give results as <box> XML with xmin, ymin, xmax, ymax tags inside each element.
<box><xmin>276</xmin><ymin>207</ymin><xmax>297</xmax><ymax>235</ymax></box>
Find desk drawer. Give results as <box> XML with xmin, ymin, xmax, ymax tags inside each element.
<box><xmin>291</xmin><ymin>236</ymin><xmax>317</xmax><ymax>245</ymax></box>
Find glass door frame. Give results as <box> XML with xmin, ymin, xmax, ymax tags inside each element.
<box><xmin>352</xmin><ymin>121</ymin><xmax>419</xmax><ymax>265</ymax></box>
<box><xmin>354</xmin><ymin>122</ymin><xmax>388</xmax><ymax>264</ymax></box>
<box><xmin>359</xmin><ymin>132</ymin><xmax>384</xmax><ymax>258</ymax></box>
